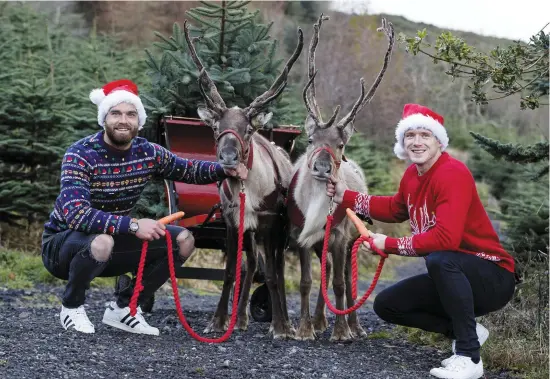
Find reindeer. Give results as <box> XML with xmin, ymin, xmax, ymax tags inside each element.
<box><xmin>287</xmin><ymin>15</ymin><xmax>395</xmax><ymax>341</ymax></box>
<box><xmin>183</xmin><ymin>20</ymin><xmax>304</xmax><ymax>339</ymax></box>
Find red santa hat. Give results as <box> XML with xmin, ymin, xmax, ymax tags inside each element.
<box><xmin>393</xmin><ymin>103</ymin><xmax>448</xmax><ymax>160</ymax></box>
<box><xmin>89</xmin><ymin>79</ymin><xmax>147</xmax><ymax>130</ymax></box>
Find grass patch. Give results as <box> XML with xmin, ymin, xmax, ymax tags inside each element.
<box><xmin>367</xmin><ymin>330</ymin><xmax>392</xmax><ymax>339</ymax></box>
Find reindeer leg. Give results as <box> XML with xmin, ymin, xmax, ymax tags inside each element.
<box><xmin>312</xmin><ymin>244</ymin><xmax>330</xmax><ymax>333</ymax></box>
<box><xmin>275</xmin><ymin>227</ymin><xmax>294</xmax><ymax>335</ymax></box>
<box><xmin>345</xmin><ymin>247</ymin><xmax>367</xmax><ymax>339</ymax></box>
<box><xmin>330</xmin><ymin>242</ymin><xmax>352</xmax><ymax>342</ymax></box>
<box><xmin>204</xmin><ymin>227</ymin><xmax>236</xmax><ymax>333</ymax></box>
<box><xmin>264</xmin><ymin>229</ymin><xmax>293</xmax><ymax>339</ymax></box>
<box><xmin>236</xmin><ymin>231</ymin><xmax>257</xmax><ymax>331</ymax></box>
<box><xmin>295</xmin><ymin>245</ymin><xmax>315</xmax><ymax>340</ymax></box>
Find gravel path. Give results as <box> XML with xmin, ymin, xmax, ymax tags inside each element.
<box><xmin>0</xmin><ymin>259</ymin><xmax>517</xmax><ymax>379</ymax></box>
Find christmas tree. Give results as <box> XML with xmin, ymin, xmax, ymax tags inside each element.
<box><xmin>0</xmin><ymin>3</ymin><xmax>148</xmax><ymax>229</ymax></box>
<box><xmin>143</xmin><ymin>0</ymin><xmax>303</xmax><ymax>134</ymax></box>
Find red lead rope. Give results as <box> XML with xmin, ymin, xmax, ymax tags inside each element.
<box><xmin>130</xmin><ymin>192</ymin><xmax>245</xmax><ymax>343</ymax></box>
<box><xmin>321</xmin><ymin>214</ymin><xmax>387</xmax><ymax>315</ymax></box>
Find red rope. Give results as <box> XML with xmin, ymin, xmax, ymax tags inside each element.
<box><xmin>130</xmin><ymin>191</ymin><xmax>246</xmax><ymax>343</ymax></box>
<box><xmin>321</xmin><ymin>214</ymin><xmax>387</xmax><ymax>316</ymax></box>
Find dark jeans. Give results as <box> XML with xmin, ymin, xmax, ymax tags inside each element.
<box><xmin>41</xmin><ymin>226</ymin><xmax>186</xmax><ymax>308</ymax></box>
<box><xmin>373</xmin><ymin>251</ymin><xmax>516</xmax><ymax>361</ymax></box>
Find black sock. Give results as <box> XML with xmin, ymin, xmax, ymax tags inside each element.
<box><xmin>471</xmin><ymin>357</ymin><xmax>480</xmax><ymax>364</ymax></box>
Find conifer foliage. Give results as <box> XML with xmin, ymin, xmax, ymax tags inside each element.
<box><xmin>143</xmin><ymin>0</ymin><xmax>302</xmax><ymax>130</ymax></box>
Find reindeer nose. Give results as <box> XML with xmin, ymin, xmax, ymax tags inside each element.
<box><xmin>313</xmin><ymin>160</ymin><xmax>331</xmax><ymax>175</ymax></box>
<box><xmin>219</xmin><ymin>149</ymin><xmax>239</xmax><ymax>166</ymax></box>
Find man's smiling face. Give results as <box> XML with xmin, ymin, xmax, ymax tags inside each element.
<box><xmin>103</xmin><ymin>102</ymin><xmax>139</xmax><ymax>148</ymax></box>
<box><xmin>403</xmin><ymin>128</ymin><xmax>442</xmax><ymax>168</ymax></box>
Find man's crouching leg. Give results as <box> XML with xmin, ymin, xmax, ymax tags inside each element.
<box><xmin>176</xmin><ymin>228</ymin><xmax>195</xmax><ymax>266</ymax></box>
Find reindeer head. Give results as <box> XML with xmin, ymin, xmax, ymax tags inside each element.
<box><xmin>184</xmin><ymin>20</ymin><xmax>304</xmax><ymax>170</ymax></box>
<box><xmin>303</xmin><ymin>15</ymin><xmax>394</xmax><ymax>181</ymax></box>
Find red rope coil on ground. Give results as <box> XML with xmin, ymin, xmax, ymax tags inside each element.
<box><xmin>130</xmin><ymin>192</ymin><xmax>246</xmax><ymax>343</ymax></box>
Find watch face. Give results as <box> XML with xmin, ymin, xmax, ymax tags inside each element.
<box><xmin>130</xmin><ymin>222</ymin><xmax>138</xmax><ymax>232</ymax></box>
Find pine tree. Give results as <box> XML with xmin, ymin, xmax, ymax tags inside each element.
<box><xmin>0</xmin><ymin>3</ymin><xmax>148</xmax><ymax>227</ymax></box>
<box><xmin>143</xmin><ymin>0</ymin><xmax>303</xmax><ymax>136</ymax></box>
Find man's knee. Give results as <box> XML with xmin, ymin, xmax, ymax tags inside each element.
<box><xmin>373</xmin><ymin>288</ymin><xmax>393</xmax><ymax>321</ymax></box>
<box><xmin>90</xmin><ymin>234</ymin><xmax>114</xmax><ymax>262</ymax></box>
<box><xmin>176</xmin><ymin>229</ymin><xmax>195</xmax><ymax>259</ymax></box>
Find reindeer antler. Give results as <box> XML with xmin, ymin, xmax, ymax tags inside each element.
<box><xmin>244</xmin><ymin>28</ymin><xmax>304</xmax><ymax>119</ymax></box>
<box><xmin>336</xmin><ymin>18</ymin><xmax>395</xmax><ymax>130</ymax></box>
<box><xmin>183</xmin><ymin>20</ymin><xmax>227</xmax><ymax>115</ymax></box>
<box><xmin>303</xmin><ymin>14</ymin><xmax>341</xmax><ymax>129</ymax></box>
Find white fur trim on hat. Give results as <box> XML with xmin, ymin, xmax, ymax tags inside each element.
<box><xmin>89</xmin><ymin>89</ymin><xmax>147</xmax><ymax>130</ymax></box>
<box><xmin>394</xmin><ymin>114</ymin><xmax>449</xmax><ymax>160</ymax></box>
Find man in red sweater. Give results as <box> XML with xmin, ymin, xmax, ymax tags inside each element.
<box><xmin>327</xmin><ymin>104</ymin><xmax>516</xmax><ymax>379</ymax></box>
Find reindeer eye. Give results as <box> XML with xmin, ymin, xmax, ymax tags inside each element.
<box><xmin>337</xmin><ymin>143</ymin><xmax>345</xmax><ymax>149</ymax></box>
<box><xmin>308</xmin><ymin>138</ymin><xmax>313</xmax><ymax>144</ymax></box>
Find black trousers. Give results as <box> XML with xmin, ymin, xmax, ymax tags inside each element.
<box><xmin>41</xmin><ymin>226</ymin><xmax>185</xmax><ymax>308</ymax></box>
<box><xmin>373</xmin><ymin>251</ymin><xmax>516</xmax><ymax>361</ymax></box>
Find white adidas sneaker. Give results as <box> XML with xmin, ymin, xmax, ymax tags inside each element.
<box><xmin>60</xmin><ymin>305</ymin><xmax>95</xmax><ymax>334</ymax></box>
<box><xmin>443</xmin><ymin>323</ymin><xmax>489</xmax><ymax>366</ymax></box>
<box><xmin>430</xmin><ymin>356</ymin><xmax>483</xmax><ymax>379</ymax></box>
<box><xmin>102</xmin><ymin>301</ymin><xmax>160</xmax><ymax>336</ymax></box>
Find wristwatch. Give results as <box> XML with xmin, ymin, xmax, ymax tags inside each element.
<box><xmin>129</xmin><ymin>218</ymin><xmax>139</xmax><ymax>234</ymax></box>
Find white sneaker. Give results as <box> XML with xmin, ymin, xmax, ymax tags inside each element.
<box><xmin>102</xmin><ymin>301</ymin><xmax>159</xmax><ymax>336</ymax></box>
<box><xmin>443</xmin><ymin>323</ymin><xmax>489</xmax><ymax>366</ymax></box>
<box><xmin>430</xmin><ymin>356</ymin><xmax>483</xmax><ymax>379</ymax></box>
<box><xmin>60</xmin><ymin>305</ymin><xmax>95</xmax><ymax>334</ymax></box>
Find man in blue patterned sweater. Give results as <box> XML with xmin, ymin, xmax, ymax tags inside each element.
<box><xmin>42</xmin><ymin>79</ymin><xmax>247</xmax><ymax>335</ymax></box>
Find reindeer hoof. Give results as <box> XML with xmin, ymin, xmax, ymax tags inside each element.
<box><xmin>203</xmin><ymin>315</ymin><xmax>229</xmax><ymax>334</ymax></box>
<box><xmin>330</xmin><ymin>324</ymin><xmax>353</xmax><ymax>342</ymax></box>
<box><xmin>312</xmin><ymin>316</ymin><xmax>329</xmax><ymax>333</ymax></box>
<box><xmin>295</xmin><ymin>322</ymin><xmax>316</xmax><ymax>341</ymax></box>
<box><xmin>236</xmin><ymin>313</ymin><xmax>249</xmax><ymax>331</ymax></box>
<box><xmin>349</xmin><ymin>323</ymin><xmax>368</xmax><ymax>339</ymax></box>
<box><xmin>269</xmin><ymin>322</ymin><xmax>295</xmax><ymax>340</ymax></box>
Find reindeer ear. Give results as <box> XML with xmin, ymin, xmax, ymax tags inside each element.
<box><xmin>304</xmin><ymin>114</ymin><xmax>317</xmax><ymax>136</ymax></box>
<box><xmin>197</xmin><ymin>107</ymin><xmax>218</xmax><ymax>128</ymax></box>
<box><xmin>342</xmin><ymin>122</ymin><xmax>355</xmax><ymax>144</ymax></box>
<box><xmin>251</xmin><ymin>112</ymin><xmax>273</xmax><ymax>129</ymax></box>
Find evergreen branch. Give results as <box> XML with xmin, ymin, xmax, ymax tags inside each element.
<box><xmin>193</xmin><ymin>7</ymin><xmax>223</xmax><ymax>16</ymax></box>
<box><xmin>144</xmin><ymin>48</ymin><xmax>160</xmax><ymax>72</ymax></box>
<box><xmin>200</xmin><ymin>0</ymin><xmax>222</xmax><ymax>9</ymax></box>
<box><xmin>185</xmin><ymin>10</ymin><xmax>220</xmax><ymax>29</ymax></box>
<box><xmin>227</xmin><ymin>1</ymin><xmax>250</xmax><ymax>9</ymax></box>
<box><xmin>531</xmin><ymin>165</ymin><xmax>549</xmax><ymax>180</ymax></box>
<box><xmin>153</xmin><ymin>31</ymin><xmax>179</xmax><ymax>51</ymax></box>
<box><xmin>470</xmin><ymin>131</ymin><xmax>549</xmax><ymax>163</ymax></box>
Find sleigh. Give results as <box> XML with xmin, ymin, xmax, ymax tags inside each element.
<box><xmin>153</xmin><ymin>115</ymin><xmax>301</xmax><ymax>321</ymax></box>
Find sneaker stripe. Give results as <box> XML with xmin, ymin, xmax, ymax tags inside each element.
<box><xmin>121</xmin><ymin>313</ymin><xmax>131</xmax><ymax>323</ymax></box>
<box><xmin>64</xmin><ymin>315</ymin><xmax>70</xmax><ymax>325</ymax></box>
<box><xmin>66</xmin><ymin>322</ymin><xmax>75</xmax><ymax>329</ymax></box>
<box><xmin>126</xmin><ymin>317</ymin><xmax>136</xmax><ymax>326</ymax></box>
<box><xmin>129</xmin><ymin>320</ymin><xmax>140</xmax><ymax>328</ymax></box>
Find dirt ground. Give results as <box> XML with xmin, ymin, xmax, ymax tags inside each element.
<box><xmin>0</xmin><ymin>259</ymin><xmax>518</xmax><ymax>379</ymax></box>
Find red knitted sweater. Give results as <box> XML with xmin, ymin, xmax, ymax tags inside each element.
<box><xmin>341</xmin><ymin>153</ymin><xmax>515</xmax><ymax>273</ymax></box>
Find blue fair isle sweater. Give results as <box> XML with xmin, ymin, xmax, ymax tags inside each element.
<box><xmin>44</xmin><ymin>131</ymin><xmax>226</xmax><ymax>235</ymax></box>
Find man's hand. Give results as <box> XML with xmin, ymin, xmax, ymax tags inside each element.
<box><xmin>362</xmin><ymin>232</ymin><xmax>387</xmax><ymax>255</ymax></box>
<box><xmin>326</xmin><ymin>179</ymin><xmax>346</xmax><ymax>204</ymax></box>
<box><xmin>224</xmin><ymin>162</ymin><xmax>248</xmax><ymax>180</ymax></box>
<box><xmin>136</xmin><ymin>219</ymin><xmax>166</xmax><ymax>241</ymax></box>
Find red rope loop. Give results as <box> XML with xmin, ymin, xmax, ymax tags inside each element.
<box><xmin>130</xmin><ymin>191</ymin><xmax>246</xmax><ymax>343</ymax></box>
<box><xmin>321</xmin><ymin>214</ymin><xmax>387</xmax><ymax>316</ymax></box>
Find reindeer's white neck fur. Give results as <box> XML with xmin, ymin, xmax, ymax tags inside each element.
<box><xmin>221</xmin><ymin>133</ymin><xmax>292</xmax><ymax>231</ymax></box>
<box><xmin>293</xmin><ymin>155</ymin><xmax>367</xmax><ymax>248</ymax></box>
